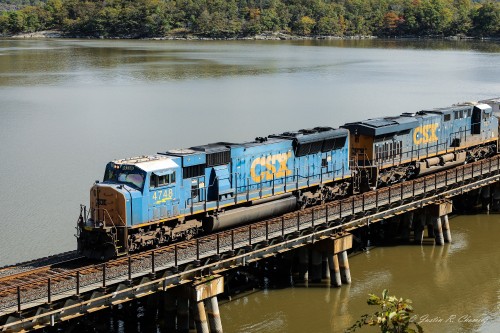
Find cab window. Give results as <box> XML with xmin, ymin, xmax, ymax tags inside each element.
<box><xmin>150</xmin><ymin>172</ymin><xmax>176</xmax><ymax>188</ymax></box>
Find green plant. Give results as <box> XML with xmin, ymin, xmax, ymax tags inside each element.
<box><xmin>346</xmin><ymin>289</ymin><xmax>423</xmax><ymax>333</ymax></box>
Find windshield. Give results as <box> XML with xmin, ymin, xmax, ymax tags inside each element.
<box><xmin>104</xmin><ymin>167</ymin><xmax>145</xmax><ymax>190</ymax></box>
<box><xmin>117</xmin><ymin>172</ymin><xmax>144</xmax><ymax>189</ymax></box>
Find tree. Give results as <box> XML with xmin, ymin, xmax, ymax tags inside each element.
<box><xmin>0</xmin><ymin>13</ymin><xmax>8</xmax><ymax>34</ymax></box>
<box><xmin>346</xmin><ymin>289</ymin><xmax>424</xmax><ymax>333</ymax></box>
<box><xmin>383</xmin><ymin>11</ymin><xmax>403</xmax><ymax>34</ymax></box>
<box><xmin>45</xmin><ymin>0</ymin><xmax>65</xmax><ymax>28</ymax></box>
<box><xmin>260</xmin><ymin>0</ymin><xmax>290</xmax><ymax>32</ymax></box>
<box><xmin>296</xmin><ymin>15</ymin><xmax>315</xmax><ymax>34</ymax></box>
<box><xmin>20</xmin><ymin>5</ymin><xmax>48</xmax><ymax>32</ymax></box>
<box><xmin>313</xmin><ymin>1</ymin><xmax>346</xmax><ymax>35</ymax></box>
<box><xmin>473</xmin><ymin>1</ymin><xmax>500</xmax><ymax>37</ymax></box>
<box><xmin>7</xmin><ymin>11</ymin><xmax>25</xmax><ymax>33</ymax></box>
<box><xmin>449</xmin><ymin>0</ymin><xmax>472</xmax><ymax>35</ymax></box>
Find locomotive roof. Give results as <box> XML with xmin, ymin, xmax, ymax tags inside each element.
<box><xmin>342</xmin><ymin>115</ymin><xmax>419</xmax><ymax>136</ymax></box>
<box><xmin>342</xmin><ymin>102</ymin><xmax>490</xmax><ymax>137</ymax></box>
<box><xmin>269</xmin><ymin>127</ymin><xmax>348</xmax><ymax>143</ymax></box>
<box><xmin>418</xmin><ymin>104</ymin><xmax>472</xmax><ymax>115</ymax></box>
<box><xmin>111</xmin><ymin>155</ymin><xmax>178</xmax><ymax>172</ymax></box>
<box><xmin>162</xmin><ymin>138</ymin><xmax>289</xmax><ymax>156</ymax></box>
<box><xmin>161</xmin><ymin>127</ymin><xmax>347</xmax><ymax>156</ymax></box>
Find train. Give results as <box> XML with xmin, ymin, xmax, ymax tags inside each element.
<box><xmin>77</xmin><ymin>98</ymin><xmax>500</xmax><ymax>260</ymax></box>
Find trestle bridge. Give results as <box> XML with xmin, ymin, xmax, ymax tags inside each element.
<box><xmin>1</xmin><ymin>155</ymin><xmax>500</xmax><ymax>332</ymax></box>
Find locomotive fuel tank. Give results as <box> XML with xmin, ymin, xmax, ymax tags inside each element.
<box><xmin>203</xmin><ymin>195</ymin><xmax>297</xmax><ymax>233</ymax></box>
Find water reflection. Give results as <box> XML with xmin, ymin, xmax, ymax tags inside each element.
<box><xmin>302</xmin><ymin>38</ymin><xmax>500</xmax><ymax>53</ymax></box>
<box><xmin>1</xmin><ymin>39</ymin><xmax>500</xmax><ymax>87</ymax></box>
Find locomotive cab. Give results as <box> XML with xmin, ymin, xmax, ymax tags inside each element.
<box><xmin>78</xmin><ymin>155</ymin><xmax>183</xmax><ymax>259</ymax></box>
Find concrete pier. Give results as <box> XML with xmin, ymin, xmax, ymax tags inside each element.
<box><xmin>433</xmin><ymin>216</ymin><xmax>444</xmax><ymax>245</ymax></box>
<box><xmin>428</xmin><ymin>200</ymin><xmax>453</xmax><ymax>246</ymax></box>
<box><xmin>441</xmin><ymin>214</ymin><xmax>452</xmax><ymax>243</ymax></box>
<box><xmin>312</xmin><ymin>233</ymin><xmax>353</xmax><ymax>287</ymax></box>
<box><xmin>205</xmin><ymin>296</ymin><xmax>223</xmax><ymax>333</ymax></box>
<box><xmin>328</xmin><ymin>254</ymin><xmax>342</xmax><ymax>287</ymax></box>
<box><xmin>190</xmin><ymin>275</ymin><xmax>224</xmax><ymax>333</ymax></box>
<box><xmin>193</xmin><ymin>301</ymin><xmax>209</xmax><ymax>333</ymax></box>
<box><xmin>338</xmin><ymin>251</ymin><xmax>351</xmax><ymax>285</ymax></box>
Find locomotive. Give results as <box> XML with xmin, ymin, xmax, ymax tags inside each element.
<box><xmin>77</xmin><ymin>98</ymin><xmax>500</xmax><ymax>260</ymax></box>
<box><xmin>343</xmin><ymin>99</ymin><xmax>500</xmax><ymax>190</ymax></box>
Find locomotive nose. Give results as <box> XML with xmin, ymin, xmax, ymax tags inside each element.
<box><xmin>90</xmin><ymin>184</ymin><xmax>128</xmax><ymax>228</ymax></box>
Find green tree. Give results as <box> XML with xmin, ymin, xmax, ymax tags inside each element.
<box><xmin>260</xmin><ymin>0</ymin><xmax>290</xmax><ymax>32</ymax></box>
<box><xmin>0</xmin><ymin>13</ymin><xmax>9</xmax><ymax>34</ymax></box>
<box><xmin>344</xmin><ymin>0</ymin><xmax>379</xmax><ymax>35</ymax></box>
<box><xmin>242</xmin><ymin>7</ymin><xmax>263</xmax><ymax>34</ymax></box>
<box><xmin>20</xmin><ymin>5</ymin><xmax>48</xmax><ymax>32</ymax></box>
<box><xmin>473</xmin><ymin>1</ymin><xmax>500</xmax><ymax>37</ymax></box>
<box><xmin>422</xmin><ymin>0</ymin><xmax>453</xmax><ymax>35</ymax></box>
<box><xmin>346</xmin><ymin>290</ymin><xmax>423</xmax><ymax>333</ymax></box>
<box><xmin>45</xmin><ymin>0</ymin><xmax>65</xmax><ymax>28</ymax></box>
<box><xmin>313</xmin><ymin>1</ymin><xmax>346</xmax><ymax>35</ymax></box>
<box><xmin>297</xmin><ymin>15</ymin><xmax>315</xmax><ymax>34</ymax></box>
<box><xmin>7</xmin><ymin>10</ymin><xmax>25</xmax><ymax>32</ymax></box>
<box><xmin>449</xmin><ymin>0</ymin><xmax>472</xmax><ymax>35</ymax></box>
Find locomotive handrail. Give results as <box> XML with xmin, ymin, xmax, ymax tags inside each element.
<box><xmin>89</xmin><ymin>208</ymin><xmax>120</xmax><ymax>237</ymax></box>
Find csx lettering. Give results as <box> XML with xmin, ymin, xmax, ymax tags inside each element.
<box><xmin>250</xmin><ymin>152</ymin><xmax>292</xmax><ymax>183</ymax></box>
<box><xmin>413</xmin><ymin>123</ymin><xmax>439</xmax><ymax>145</ymax></box>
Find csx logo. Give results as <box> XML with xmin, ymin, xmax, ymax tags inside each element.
<box><xmin>250</xmin><ymin>152</ymin><xmax>292</xmax><ymax>183</ymax></box>
<box><xmin>413</xmin><ymin>123</ymin><xmax>439</xmax><ymax>145</ymax></box>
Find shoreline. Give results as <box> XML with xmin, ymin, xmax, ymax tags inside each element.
<box><xmin>3</xmin><ymin>30</ymin><xmax>500</xmax><ymax>42</ymax></box>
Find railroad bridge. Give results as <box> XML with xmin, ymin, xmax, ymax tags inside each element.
<box><xmin>1</xmin><ymin>155</ymin><xmax>500</xmax><ymax>332</ymax></box>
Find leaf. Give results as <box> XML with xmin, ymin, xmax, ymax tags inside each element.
<box><xmin>367</xmin><ymin>294</ymin><xmax>380</xmax><ymax>305</ymax></box>
<box><xmin>382</xmin><ymin>289</ymin><xmax>388</xmax><ymax>300</ymax></box>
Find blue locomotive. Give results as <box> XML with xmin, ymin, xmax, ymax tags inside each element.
<box><xmin>77</xmin><ymin>99</ymin><xmax>499</xmax><ymax>260</ymax></box>
<box><xmin>78</xmin><ymin>127</ymin><xmax>351</xmax><ymax>259</ymax></box>
<box><xmin>342</xmin><ymin>101</ymin><xmax>499</xmax><ymax>189</ymax></box>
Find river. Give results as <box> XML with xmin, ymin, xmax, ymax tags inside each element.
<box><xmin>0</xmin><ymin>38</ymin><xmax>499</xmax><ymax>332</ymax></box>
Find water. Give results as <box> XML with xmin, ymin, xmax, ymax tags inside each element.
<box><xmin>220</xmin><ymin>215</ymin><xmax>500</xmax><ymax>333</ymax></box>
<box><xmin>0</xmin><ymin>38</ymin><xmax>499</xmax><ymax>331</ymax></box>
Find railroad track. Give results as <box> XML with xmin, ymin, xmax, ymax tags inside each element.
<box><xmin>0</xmin><ymin>255</ymin><xmax>90</xmax><ymax>298</ymax></box>
<box><xmin>0</xmin><ymin>216</ymin><xmax>285</xmax><ymax>313</ymax></box>
<box><xmin>0</xmin><ymin>251</ymin><xmax>81</xmax><ymax>279</ymax></box>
